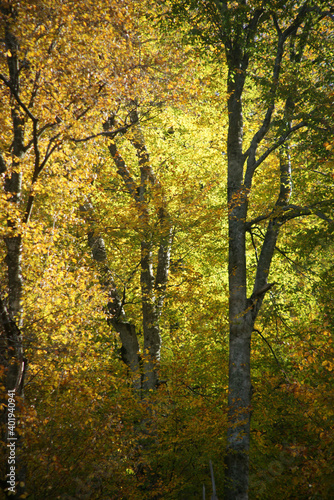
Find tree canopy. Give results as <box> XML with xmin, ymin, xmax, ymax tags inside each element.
<box><xmin>1</xmin><ymin>1</ymin><xmax>334</xmax><ymax>499</ymax></box>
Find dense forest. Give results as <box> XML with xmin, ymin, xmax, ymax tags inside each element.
<box><xmin>0</xmin><ymin>1</ymin><xmax>333</xmax><ymax>499</ymax></box>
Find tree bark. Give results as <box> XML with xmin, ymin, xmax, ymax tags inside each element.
<box><xmin>84</xmin><ymin>110</ymin><xmax>173</xmax><ymax>391</ymax></box>
<box><xmin>0</xmin><ymin>8</ymin><xmax>30</xmax><ymax>497</ymax></box>
<box><xmin>80</xmin><ymin>200</ymin><xmax>143</xmax><ymax>389</ymax></box>
<box><xmin>224</xmin><ymin>54</ymin><xmax>254</xmax><ymax>499</ymax></box>
<box><xmin>223</xmin><ymin>6</ymin><xmax>309</xmax><ymax>498</ymax></box>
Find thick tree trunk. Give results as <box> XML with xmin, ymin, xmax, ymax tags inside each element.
<box><xmin>225</xmin><ymin>99</ymin><xmax>294</xmax><ymax>499</ymax></box>
<box><xmin>223</xmin><ymin>8</ymin><xmax>303</xmax><ymax>494</ymax></box>
<box><xmin>224</xmin><ymin>56</ymin><xmax>254</xmax><ymax>497</ymax></box>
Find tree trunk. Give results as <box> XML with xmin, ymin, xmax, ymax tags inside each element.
<box><xmin>0</xmin><ymin>131</ymin><xmax>26</xmax><ymax>500</ymax></box>
<box><xmin>83</xmin><ymin>111</ymin><xmax>173</xmax><ymax>392</ymax></box>
<box><xmin>223</xmin><ymin>7</ymin><xmax>308</xmax><ymax>495</ymax></box>
<box><xmin>224</xmin><ymin>54</ymin><xmax>254</xmax><ymax>498</ymax></box>
<box><xmin>0</xmin><ymin>10</ymin><xmax>27</xmax><ymax>497</ymax></box>
<box><xmin>107</xmin><ymin>112</ymin><xmax>172</xmax><ymax>391</ymax></box>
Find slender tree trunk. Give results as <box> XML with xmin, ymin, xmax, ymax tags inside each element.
<box><xmin>107</xmin><ymin>111</ymin><xmax>172</xmax><ymax>391</ymax></box>
<box><xmin>82</xmin><ymin>110</ymin><xmax>172</xmax><ymax>392</ymax></box>
<box><xmin>80</xmin><ymin>201</ymin><xmax>143</xmax><ymax>389</ymax></box>
<box><xmin>0</xmin><ymin>128</ymin><xmax>27</xmax><ymax>500</ymax></box>
<box><xmin>0</xmin><ymin>10</ymin><xmax>27</xmax><ymax>497</ymax></box>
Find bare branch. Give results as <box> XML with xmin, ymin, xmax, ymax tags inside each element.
<box><xmin>250</xmin><ymin>150</ymin><xmax>293</xmax><ymax>313</ymax></box>
<box><xmin>249</xmin><ymin>229</ymin><xmax>259</xmax><ymax>264</ymax></box>
<box><xmin>243</xmin><ymin>3</ymin><xmax>309</xmax><ymax>187</ymax></box>
<box><xmin>251</xmin><ymin>282</ymin><xmax>276</xmax><ymax>300</ymax></box>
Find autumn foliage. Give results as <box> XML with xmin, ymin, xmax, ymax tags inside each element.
<box><xmin>1</xmin><ymin>1</ymin><xmax>334</xmax><ymax>499</ymax></box>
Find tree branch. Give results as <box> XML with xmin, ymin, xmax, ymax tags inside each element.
<box><xmin>0</xmin><ymin>72</ymin><xmax>37</xmax><ymax>123</ymax></box>
<box><xmin>71</xmin><ymin>124</ymin><xmax>130</xmax><ymax>143</ymax></box>
<box><xmin>253</xmin><ymin>328</ymin><xmax>289</xmax><ymax>380</ymax></box>
<box><xmin>243</xmin><ymin>3</ymin><xmax>309</xmax><ymax>187</ymax></box>
<box><xmin>108</xmin><ymin>142</ymin><xmax>140</xmax><ymax>202</ymax></box>
<box><xmin>252</xmin><ymin>121</ymin><xmax>307</xmax><ymax>173</ymax></box>
<box><xmin>246</xmin><ymin>199</ymin><xmax>334</xmax><ymax>230</ymax></box>
<box><xmin>250</xmin><ymin>150</ymin><xmax>292</xmax><ymax>317</ymax></box>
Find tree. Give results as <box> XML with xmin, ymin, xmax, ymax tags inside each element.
<box><xmin>17</xmin><ymin>95</ymin><xmax>226</xmax><ymax>498</ymax></box>
<box><xmin>0</xmin><ymin>0</ymin><xmax>175</xmax><ymax>495</ymax></box>
<box><xmin>1</xmin><ymin>1</ymin><xmax>198</xmax><ymax>495</ymax></box>
<box><xmin>2</xmin><ymin>0</ymin><xmax>333</xmax><ymax>497</ymax></box>
<box><xmin>164</xmin><ymin>1</ymin><xmax>334</xmax><ymax>497</ymax></box>
<box><xmin>84</xmin><ymin>104</ymin><xmax>174</xmax><ymax>391</ymax></box>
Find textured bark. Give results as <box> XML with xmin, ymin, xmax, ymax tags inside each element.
<box><xmin>106</xmin><ymin>263</ymin><xmax>142</xmax><ymax>390</ymax></box>
<box><xmin>223</xmin><ymin>6</ymin><xmax>309</xmax><ymax>499</ymax></box>
<box><xmin>0</xmin><ymin>9</ymin><xmax>27</xmax><ymax>497</ymax></box>
<box><xmin>0</xmin><ymin>135</ymin><xmax>26</xmax><ymax>499</ymax></box>
<box><xmin>226</xmin><ymin>151</ymin><xmax>293</xmax><ymax>498</ymax></box>
<box><xmin>80</xmin><ymin>202</ymin><xmax>142</xmax><ymax>388</ymax></box>
<box><xmin>0</xmin><ymin>295</ymin><xmax>26</xmax><ymax>499</ymax></box>
<box><xmin>0</xmin><ymin>296</ymin><xmax>25</xmax><ymax>392</ymax></box>
<box><xmin>83</xmin><ymin>112</ymin><xmax>173</xmax><ymax>391</ymax></box>
<box><xmin>225</xmin><ymin>58</ymin><xmax>253</xmax><ymax>500</ymax></box>
<box><xmin>107</xmin><ymin>112</ymin><xmax>173</xmax><ymax>391</ymax></box>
